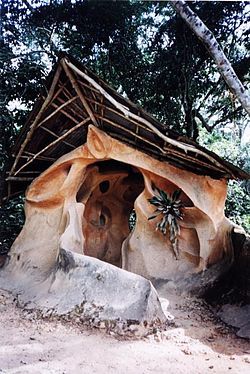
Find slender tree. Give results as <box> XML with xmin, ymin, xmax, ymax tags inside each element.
<box><xmin>170</xmin><ymin>0</ymin><xmax>250</xmax><ymax>115</ymax></box>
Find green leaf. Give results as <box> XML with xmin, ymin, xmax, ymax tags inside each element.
<box><xmin>148</xmin><ymin>186</ymin><xmax>185</xmax><ymax>256</ymax></box>
<box><xmin>172</xmin><ymin>189</ymin><xmax>181</xmax><ymax>201</ymax></box>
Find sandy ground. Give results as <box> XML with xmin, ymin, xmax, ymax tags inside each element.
<box><xmin>0</xmin><ymin>288</ymin><xmax>249</xmax><ymax>374</ymax></box>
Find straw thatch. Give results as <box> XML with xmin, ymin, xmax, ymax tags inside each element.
<box><xmin>5</xmin><ymin>54</ymin><xmax>249</xmax><ymax>199</ymax></box>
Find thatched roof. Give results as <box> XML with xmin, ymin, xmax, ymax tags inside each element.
<box><xmin>6</xmin><ymin>54</ymin><xmax>249</xmax><ymax>199</ymax></box>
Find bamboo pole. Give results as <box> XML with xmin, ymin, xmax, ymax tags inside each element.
<box><xmin>6</xmin><ymin>171</ymin><xmax>41</xmax><ymax>175</ymax></box>
<box><xmin>20</xmin><ymin>154</ymin><xmax>55</xmax><ymax>162</ymax></box>
<box><xmin>65</xmin><ymin>58</ymin><xmax>230</xmax><ymax>173</ymax></box>
<box><xmin>23</xmin><ymin>151</ymin><xmax>56</xmax><ymax>161</ymax></box>
<box><xmin>81</xmin><ymin>80</ymin><xmax>99</xmax><ymax>114</ymax></box>
<box><xmin>49</xmin><ymin>101</ymin><xmax>79</xmax><ymax>124</ymax></box>
<box><xmin>46</xmin><ymin>80</ymin><xmax>68</xmax><ymax>107</ymax></box>
<box><xmin>61</xmin><ymin>59</ymin><xmax>98</xmax><ymax>127</ymax></box>
<box><xmin>77</xmin><ymin>80</ymin><xmax>96</xmax><ymax>116</ymax></box>
<box><xmin>58</xmin><ymin>84</ymin><xmax>86</xmax><ymax>115</ymax></box>
<box><xmin>56</xmin><ymin>96</ymin><xmax>85</xmax><ymax>120</ymax></box>
<box><xmin>14</xmin><ymin>117</ymin><xmax>90</xmax><ymax>176</ymax></box>
<box><xmin>3</xmin><ymin>190</ymin><xmax>24</xmax><ymax>202</ymax></box>
<box><xmin>6</xmin><ymin>176</ymin><xmax>34</xmax><ymax>182</ymax></box>
<box><xmin>78</xmin><ymin>80</ymin><xmax>100</xmax><ymax>95</ymax></box>
<box><xmin>95</xmin><ymin>115</ymin><xmax>164</xmax><ymax>154</ymax></box>
<box><xmin>36</xmin><ymin>96</ymin><xmax>78</xmax><ymax>129</ymax></box>
<box><xmin>10</xmin><ymin>64</ymin><xmax>63</xmax><ymax>176</ymax></box>
<box><xmin>81</xmin><ymin>95</ymin><xmax>155</xmax><ymax>134</ymax></box>
<box><xmin>40</xmin><ymin>126</ymin><xmax>75</xmax><ymax>148</ymax></box>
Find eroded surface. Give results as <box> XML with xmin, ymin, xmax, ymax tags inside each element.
<box><xmin>0</xmin><ymin>289</ymin><xmax>249</xmax><ymax>374</ymax></box>
<box><xmin>7</xmin><ymin>126</ymin><xmax>235</xmax><ymax>284</ymax></box>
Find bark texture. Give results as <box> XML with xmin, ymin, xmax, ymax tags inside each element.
<box><xmin>171</xmin><ymin>0</ymin><xmax>250</xmax><ymax>115</ymax></box>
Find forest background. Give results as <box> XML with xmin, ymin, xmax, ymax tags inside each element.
<box><xmin>0</xmin><ymin>0</ymin><xmax>249</xmax><ymax>254</ymax></box>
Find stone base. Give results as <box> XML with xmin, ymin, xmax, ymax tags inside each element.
<box><xmin>0</xmin><ymin>249</ymin><xmax>167</xmax><ymax>330</ymax></box>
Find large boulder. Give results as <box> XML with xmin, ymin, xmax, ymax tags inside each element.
<box><xmin>0</xmin><ymin>248</ymin><xmax>167</xmax><ymax>329</ymax></box>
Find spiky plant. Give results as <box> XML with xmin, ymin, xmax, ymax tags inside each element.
<box><xmin>148</xmin><ymin>186</ymin><xmax>184</xmax><ymax>259</ymax></box>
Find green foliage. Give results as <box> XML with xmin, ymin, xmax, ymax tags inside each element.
<box><xmin>2</xmin><ymin>1</ymin><xmax>249</xmax><ymax>136</ymax></box>
<box><xmin>0</xmin><ymin>0</ymin><xmax>249</xmax><ymax>253</ymax></box>
<box><xmin>140</xmin><ymin>1</ymin><xmax>249</xmax><ymax>137</ymax></box>
<box><xmin>148</xmin><ymin>187</ymin><xmax>184</xmax><ymax>259</ymax></box>
<box><xmin>226</xmin><ymin>180</ymin><xmax>250</xmax><ymax>232</ymax></box>
<box><xmin>0</xmin><ymin>196</ymin><xmax>25</xmax><ymax>255</ymax></box>
<box><xmin>199</xmin><ymin>128</ymin><xmax>250</xmax><ymax>233</ymax></box>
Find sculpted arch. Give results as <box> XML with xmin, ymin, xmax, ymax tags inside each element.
<box><xmin>1</xmin><ymin>56</ymin><xmax>248</xmax><ymax>327</ymax></box>
<box><xmin>9</xmin><ymin>126</ymin><xmax>234</xmax><ymax>282</ymax></box>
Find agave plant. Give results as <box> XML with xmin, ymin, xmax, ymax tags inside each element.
<box><xmin>148</xmin><ymin>186</ymin><xmax>184</xmax><ymax>259</ymax></box>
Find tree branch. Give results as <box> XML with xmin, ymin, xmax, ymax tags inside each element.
<box><xmin>195</xmin><ymin>111</ymin><xmax>213</xmax><ymax>132</ymax></box>
<box><xmin>195</xmin><ymin>107</ymin><xmax>243</xmax><ymax>133</ymax></box>
<box><xmin>170</xmin><ymin>0</ymin><xmax>250</xmax><ymax>115</ymax></box>
<box><xmin>22</xmin><ymin>0</ymin><xmax>34</xmax><ymax>12</ymax></box>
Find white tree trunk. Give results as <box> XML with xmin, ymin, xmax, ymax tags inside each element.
<box><xmin>170</xmin><ymin>0</ymin><xmax>250</xmax><ymax>115</ymax></box>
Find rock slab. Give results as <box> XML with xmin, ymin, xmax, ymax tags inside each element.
<box><xmin>0</xmin><ymin>249</ymin><xmax>167</xmax><ymax>329</ymax></box>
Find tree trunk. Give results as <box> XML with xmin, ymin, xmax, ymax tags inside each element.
<box><xmin>170</xmin><ymin>0</ymin><xmax>250</xmax><ymax>116</ymax></box>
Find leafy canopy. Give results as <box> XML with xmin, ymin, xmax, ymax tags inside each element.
<box><xmin>0</xmin><ymin>1</ymin><xmax>249</xmax><ymax>254</ymax></box>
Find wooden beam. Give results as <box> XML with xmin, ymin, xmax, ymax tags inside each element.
<box><xmin>19</xmin><ymin>154</ymin><xmax>55</xmax><ymax>162</ymax></box>
<box><xmin>78</xmin><ymin>80</ymin><xmax>100</xmax><ymax>95</ymax></box>
<box><xmin>9</xmin><ymin>64</ymin><xmax>63</xmax><ymax>176</ymax></box>
<box><xmin>14</xmin><ymin>117</ymin><xmax>90</xmax><ymax>176</ymax></box>
<box><xmin>6</xmin><ymin>171</ymin><xmax>41</xmax><ymax>174</ymax></box>
<box><xmin>61</xmin><ymin>59</ymin><xmax>98</xmax><ymax>127</ymax></box>
<box><xmin>23</xmin><ymin>151</ymin><xmax>56</xmax><ymax>162</ymax></box>
<box><xmin>3</xmin><ymin>190</ymin><xmax>24</xmax><ymax>202</ymax></box>
<box><xmin>95</xmin><ymin>115</ymin><xmax>164</xmax><ymax>154</ymax></box>
<box><xmin>56</xmin><ymin>96</ymin><xmax>85</xmax><ymax>120</ymax></box>
<box><xmin>58</xmin><ymin>84</ymin><xmax>85</xmax><ymax>115</ymax></box>
<box><xmin>6</xmin><ymin>176</ymin><xmax>34</xmax><ymax>182</ymax></box>
<box><xmin>46</xmin><ymin>80</ymin><xmax>68</xmax><ymax>107</ymax></box>
<box><xmin>40</xmin><ymin>126</ymin><xmax>75</xmax><ymax>149</ymax></box>
<box><xmin>49</xmin><ymin>101</ymin><xmax>79</xmax><ymax>124</ymax></box>
<box><xmin>81</xmin><ymin>95</ymin><xmax>155</xmax><ymax>134</ymax></box>
<box><xmin>78</xmin><ymin>80</ymin><xmax>100</xmax><ymax>118</ymax></box>
<box><xmin>36</xmin><ymin>96</ymin><xmax>78</xmax><ymax>129</ymax></box>
<box><xmin>65</xmin><ymin>58</ymin><xmax>229</xmax><ymax>173</ymax></box>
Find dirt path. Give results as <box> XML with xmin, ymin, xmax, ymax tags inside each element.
<box><xmin>0</xmin><ymin>289</ymin><xmax>249</xmax><ymax>374</ymax></box>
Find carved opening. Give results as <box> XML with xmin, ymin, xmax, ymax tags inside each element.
<box><xmin>129</xmin><ymin>209</ymin><xmax>136</xmax><ymax>231</ymax></box>
<box><xmin>77</xmin><ymin>160</ymin><xmax>144</xmax><ymax>267</ymax></box>
<box><xmin>99</xmin><ymin>213</ymin><xmax>106</xmax><ymax>226</ymax></box>
<box><xmin>99</xmin><ymin>180</ymin><xmax>110</xmax><ymax>194</ymax></box>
